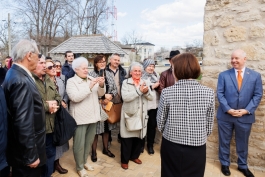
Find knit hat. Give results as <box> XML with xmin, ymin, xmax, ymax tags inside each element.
<box><xmin>143</xmin><ymin>59</ymin><xmax>155</xmax><ymax>70</ymax></box>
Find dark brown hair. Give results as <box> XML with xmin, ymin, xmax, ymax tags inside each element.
<box><xmin>64</xmin><ymin>51</ymin><xmax>73</xmax><ymax>57</ymax></box>
<box><xmin>93</xmin><ymin>55</ymin><xmax>106</xmax><ymax>71</ymax></box>
<box><xmin>172</xmin><ymin>53</ymin><xmax>200</xmax><ymax>80</ymax></box>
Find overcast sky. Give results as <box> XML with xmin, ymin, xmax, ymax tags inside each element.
<box><xmin>114</xmin><ymin>0</ymin><xmax>206</xmax><ymax>51</ymax></box>
<box><xmin>0</xmin><ymin>0</ymin><xmax>207</xmax><ymax>52</ymax></box>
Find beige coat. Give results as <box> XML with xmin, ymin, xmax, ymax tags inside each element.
<box><xmin>66</xmin><ymin>75</ymin><xmax>105</xmax><ymax>125</ymax></box>
<box><xmin>120</xmin><ymin>78</ymin><xmax>154</xmax><ymax>139</ymax></box>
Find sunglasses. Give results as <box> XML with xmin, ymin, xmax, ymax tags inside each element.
<box><xmin>47</xmin><ymin>65</ymin><xmax>56</xmax><ymax>70</ymax></box>
<box><xmin>55</xmin><ymin>65</ymin><xmax>61</xmax><ymax>68</ymax></box>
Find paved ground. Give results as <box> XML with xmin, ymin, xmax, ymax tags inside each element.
<box><xmin>53</xmin><ymin>128</ymin><xmax>265</xmax><ymax>177</ymax></box>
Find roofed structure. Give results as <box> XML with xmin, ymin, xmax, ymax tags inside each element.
<box><xmin>49</xmin><ymin>35</ymin><xmax>127</xmax><ymax>55</ymax></box>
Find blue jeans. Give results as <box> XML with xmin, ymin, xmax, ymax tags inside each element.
<box><xmin>42</xmin><ymin>133</ymin><xmax>56</xmax><ymax>177</ymax></box>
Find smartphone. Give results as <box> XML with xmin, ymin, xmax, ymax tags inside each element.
<box><xmin>99</xmin><ymin>69</ymin><xmax>104</xmax><ymax>77</ymax></box>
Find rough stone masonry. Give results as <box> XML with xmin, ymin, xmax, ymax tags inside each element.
<box><xmin>203</xmin><ymin>0</ymin><xmax>265</xmax><ymax>170</ymax></box>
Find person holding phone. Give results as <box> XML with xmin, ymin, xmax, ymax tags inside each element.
<box><xmin>88</xmin><ymin>55</ymin><xmax>118</xmax><ymax>162</ymax></box>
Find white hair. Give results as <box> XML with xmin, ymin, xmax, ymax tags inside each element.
<box><xmin>12</xmin><ymin>39</ymin><xmax>39</xmax><ymax>62</ymax></box>
<box><xmin>72</xmin><ymin>57</ymin><xmax>88</xmax><ymax>71</ymax></box>
<box><xmin>127</xmin><ymin>62</ymin><xmax>144</xmax><ymax>78</ymax></box>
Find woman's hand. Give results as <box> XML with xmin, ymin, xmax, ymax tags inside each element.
<box><xmin>97</xmin><ymin>77</ymin><xmax>105</xmax><ymax>87</ymax></box>
<box><xmin>152</xmin><ymin>81</ymin><xmax>160</xmax><ymax>89</ymax></box>
<box><xmin>89</xmin><ymin>79</ymin><xmax>98</xmax><ymax>90</ymax></box>
<box><xmin>102</xmin><ymin>99</ymin><xmax>110</xmax><ymax>105</ymax></box>
<box><xmin>61</xmin><ymin>101</ymin><xmax>67</xmax><ymax>108</ymax></box>
<box><xmin>105</xmin><ymin>94</ymin><xmax>113</xmax><ymax>101</ymax></box>
<box><xmin>140</xmin><ymin>82</ymin><xmax>148</xmax><ymax>94</ymax></box>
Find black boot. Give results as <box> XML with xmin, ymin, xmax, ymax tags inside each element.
<box><xmin>147</xmin><ymin>144</ymin><xmax>154</xmax><ymax>155</ymax></box>
<box><xmin>91</xmin><ymin>151</ymin><xmax>97</xmax><ymax>162</ymax></box>
<box><xmin>54</xmin><ymin>159</ymin><xmax>68</xmax><ymax>174</ymax></box>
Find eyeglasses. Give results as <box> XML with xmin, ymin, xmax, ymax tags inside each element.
<box><xmin>47</xmin><ymin>65</ymin><xmax>56</xmax><ymax>70</ymax></box>
<box><xmin>98</xmin><ymin>60</ymin><xmax>106</xmax><ymax>64</ymax></box>
<box><xmin>55</xmin><ymin>65</ymin><xmax>61</xmax><ymax>68</ymax></box>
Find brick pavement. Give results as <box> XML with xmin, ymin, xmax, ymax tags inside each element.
<box><xmin>53</xmin><ymin>130</ymin><xmax>265</xmax><ymax>177</ymax></box>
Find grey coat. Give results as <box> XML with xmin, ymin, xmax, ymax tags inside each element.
<box><xmin>120</xmin><ymin>78</ymin><xmax>153</xmax><ymax>139</ymax></box>
<box><xmin>55</xmin><ymin>75</ymin><xmax>68</xmax><ymax>103</ymax></box>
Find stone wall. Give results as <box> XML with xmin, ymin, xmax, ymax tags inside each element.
<box><xmin>203</xmin><ymin>0</ymin><xmax>265</xmax><ymax>169</ymax></box>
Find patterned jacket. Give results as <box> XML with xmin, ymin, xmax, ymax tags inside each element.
<box><xmin>157</xmin><ymin>79</ymin><xmax>215</xmax><ymax>146</ymax></box>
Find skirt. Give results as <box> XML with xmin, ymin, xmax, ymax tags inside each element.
<box><xmin>160</xmin><ymin>137</ymin><xmax>206</xmax><ymax>177</ymax></box>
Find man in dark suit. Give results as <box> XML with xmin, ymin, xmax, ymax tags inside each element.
<box><xmin>3</xmin><ymin>39</ymin><xmax>46</xmax><ymax>177</ymax></box>
<box><xmin>217</xmin><ymin>49</ymin><xmax>263</xmax><ymax>177</ymax></box>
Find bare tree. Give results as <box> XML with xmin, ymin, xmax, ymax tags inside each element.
<box><xmin>11</xmin><ymin>0</ymin><xmax>70</xmax><ymax>55</ymax></box>
<box><xmin>68</xmin><ymin>0</ymin><xmax>108</xmax><ymax>35</ymax></box>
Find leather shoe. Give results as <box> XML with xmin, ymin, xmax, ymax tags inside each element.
<box><xmin>91</xmin><ymin>152</ymin><xmax>97</xmax><ymax>162</ymax></box>
<box><xmin>147</xmin><ymin>145</ymin><xmax>154</xmax><ymax>155</ymax></box>
<box><xmin>221</xmin><ymin>165</ymin><xmax>231</xmax><ymax>176</ymax></box>
<box><xmin>238</xmin><ymin>168</ymin><xmax>254</xmax><ymax>177</ymax></box>
<box><xmin>121</xmin><ymin>163</ymin><xmax>128</xmax><ymax>170</ymax></box>
<box><xmin>54</xmin><ymin>159</ymin><xmax>68</xmax><ymax>174</ymax></box>
<box><xmin>131</xmin><ymin>159</ymin><xmax>142</xmax><ymax>164</ymax></box>
<box><xmin>102</xmin><ymin>149</ymin><xmax>115</xmax><ymax>158</ymax></box>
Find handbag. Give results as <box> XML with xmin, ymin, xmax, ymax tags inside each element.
<box><xmin>100</xmin><ymin>103</ymin><xmax>109</xmax><ymax>122</ymax></box>
<box><xmin>53</xmin><ymin>105</ymin><xmax>77</xmax><ymax>146</ymax></box>
<box><xmin>124</xmin><ymin>110</ymin><xmax>142</xmax><ymax>131</ymax></box>
<box><xmin>105</xmin><ymin>103</ymin><xmax>122</xmax><ymax>124</ymax></box>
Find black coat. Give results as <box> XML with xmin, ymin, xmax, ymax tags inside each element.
<box><xmin>2</xmin><ymin>64</ymin><xmax>46</xmax><ymax>167</ymax></box>
<box><xmin>0</xmin><ymin>87</ymin><xmax>8</xmax><ymax>170</ymax></box>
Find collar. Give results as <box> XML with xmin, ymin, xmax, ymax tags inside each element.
<box><xmin>234</xmin><ymin>67</ymin><xmax>246</xmax><ymax>75</ymax></box>
<box><xmin>127</xmin><ymin>77</ymin><xmax>145</xmax><ymax>85</ymax></box>
<box><xmin>74</xmin><ymin>74</ymin><xmax>93</xmax><ymax>84</ymax></box>
<box><xmin>14</xmin><ymin>63</ymin><xmax>34</xmax><ymax>80</ymax></box>
<box><xmin>175</xmin><ymin>79</ymin><xmax>199</xmax><ymax>85</ymax></box>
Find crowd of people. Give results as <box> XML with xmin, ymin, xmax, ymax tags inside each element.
<box><xmin>0</xmin><ymin>39</ymin><xmax>262</xmax><ymax>177</ymax></box>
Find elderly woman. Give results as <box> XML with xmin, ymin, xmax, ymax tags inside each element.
<box><xmin>45</xmin><ymin>58</ymin><xmax>69</xmax><ymax>174</ymax></box>
<box><xmin>157</xmin><ymin>53</ymin><xmax>215</xmax><ymax>177</ymax></box>
<box><xmin>120</xmin><ymin>62</ymin><xmax>154</xmax><ymax>170</ymax></box>
<box><xmin>89</xmin><ymin>55</ymin><xmax>118</xmax><ymax>162</ymax></box>
<box><xmin>66</xmin><ymin>57</ymin><xmax>105</xmax><ymax>177</ymax></box>
<box><xmin>141</xmin><ymin>59</ymin><xmax>160</xmax><ymax>155</ymax></box>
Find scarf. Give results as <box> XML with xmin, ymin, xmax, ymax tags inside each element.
<box><xmin>132</xmin><ymin>78</ymin><xmax>140</xmax><ymax>86</ymax></box>
<box><xmin>141</xmin><ymin>71</ymin><xmax>158</xmax><ymax>83</ymax></box>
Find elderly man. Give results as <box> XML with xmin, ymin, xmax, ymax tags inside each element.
<box><xmin>32</xmin><ymin>55</ymin><xmax>61</xmax><ymax>177</ymax></box>
<box><xmin>217</xmin><ymin>49</ymin><xmax>263</xmax><ymax>177</ymax></box>
<box><xmin>2</xmin><ymin>39</ymin><xmax>46</xmax><ymax>177</ymax></box>
<box><xmin>105</xmin><ymin>53</ymin><xmax>127</xmax><ymax>143</ymax></box>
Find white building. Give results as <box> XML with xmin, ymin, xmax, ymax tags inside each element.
<box><xmin>132</xmin><ymin>42</ymin><xmax>155</xmax><ymax>62</ymax></box>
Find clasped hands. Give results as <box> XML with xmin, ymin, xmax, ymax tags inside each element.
<box><xmin>89</xmin><ymin>77</ymin><xmax>105</xmax><ymax>90</ymax></box>
<box><xmin>227</xmin><ymin>109</ymin><xmax>249</xmax><ymax>117</ymax></box>
<box><xmin>46</xmin><ymin>100</ymin><xmax>59</xmax><ymax>114</ymax></box>
<box><xmin>140</xmin><ymin>82</ymin><xmax>149</xmax><ymax>94</ymax></box>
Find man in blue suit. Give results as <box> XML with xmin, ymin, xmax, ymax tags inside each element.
<box><xmin>217</xmin><ymin>49</ymin><xmax>263</xmax><ymax>177</ymax></box>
